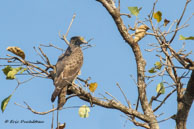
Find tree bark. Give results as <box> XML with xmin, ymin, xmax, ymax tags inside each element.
<box><xmin>176</xmin><ymin>71</ymin><xmax>194</xmax><ymax>129</ymax></box>
<box><xmin>96</xmin><ymin>0</ymin><xmax>159</xmax><ymax>128</ymax></box>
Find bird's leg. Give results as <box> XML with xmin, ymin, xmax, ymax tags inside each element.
<box><xmin>86</xmin><ymin>93</ymin><xmax>93</xmax><ymax>107</ymax></box>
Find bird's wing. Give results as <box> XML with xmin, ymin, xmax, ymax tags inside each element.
<box><xmin>51</xmin><ymin>47</ymin><xmax>83</xmax><ymax>103</ymax></box>
<box><xmin>55</xmin><ymin>47</ymin><xmax>83</xmax><ymax>83</ymax></box>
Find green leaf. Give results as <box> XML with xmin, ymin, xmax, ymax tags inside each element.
<box><xmin>78</xmin><ymin>105</ymin><xmax>90</xmax><ymax>118</ymax></box>
<box><xmin>179</xmin><ymin>35</ymin><xmax>194</xmax><ymax>40</ymax></box>
<box><xmin>148</xmin><ymin>67</ymin><xmax>157</xmax><ymax>73</ymax></box>
<box><xmin>155</xmin><ymin>61</ymin><xmax>162</xmax><ymax>70</ymax></box>
<box><xmin>128</xmin><ymin>7</ymin><xmax>140</xmax><ymax>16</ymax></box>
<box><xmin>153</xmin><ymin>11</ymin><xmax>162</xmax><ymax>22</ymax></box>
<box><xmin>2</xmin><ymin>66</ymin><xmax>26</xmax><ymax>80</ymax></box>
<box><xmin>14</xmin><ymin>67</ymin><xmax>23</xmax><ymax>74</ymax></box>
<box><xmin>1</xmin><ymin>95</ymin><xmax>12</xmax><ymax>113</ymax></box>
<box><xmin>185</xmin><ymin>36</ymin><xmax>194</xmax><ymax>40</ymax></box>
<box><xmin>179</xmin><ymin>35</ymin><xmax>185</xmax><ymax>40</ymax></box>
<box><xmin>2</xmin><ymin>66</ymin><xmax>13</xmax><ymax>75</ymax></box>
<box><xmin>156</xmin><ymin>82</ymin><xmax>165</xmax><ymax>94</ymax></box>
<box><xmin>20</xmin><ymin>68</ymin><xmax>27</xmax><ymax>74</ymax></box>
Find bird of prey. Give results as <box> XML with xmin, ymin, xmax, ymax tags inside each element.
<box><xmin>51</xmin><ymin>36</ymin><xmax>87</xmax><ymax>109</ymax></box>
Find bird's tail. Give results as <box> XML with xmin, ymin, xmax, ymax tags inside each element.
<box><xmin>57</xmin><ymin>86</ymin><xmax>67</xmax><ymax>109</ymax></box>
<box><xmin>51</xmin><ymin>87</ymin><xmax>61</xmax><ymax>102</ymax></box>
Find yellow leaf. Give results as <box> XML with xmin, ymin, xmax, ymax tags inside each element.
<box><xmin>155</xmin><ymin>61</ymin><xmax>162</xmax><ymax>70</ymax></box>
<box><xmin>153</xmin><ymin>11</ymin><xmax>162</xmax><ymax>22</ymax></box>
<box><xmin>7</xmin><ymin>46</ymin><xmax>25</xmax><ymax>59</ymax></box>
<box><xmin>156</xmin><ymin>82</ymin><xmax>165</xmax><ymax>94</ymax></box>
<box><xmin>78</xmin><ymin>105</ymin><xmax>90</xmax><ymax>118</ymax></box>
<box><xmin>1</xmin><ymin>95</ymin><xmax>12</xmax><ymax>113</ymax></box>
<box><xmin>89</xmin><ymin>82</ymin><xmax>98</xmax><ymax>93</ymax></box>
<box><xmin>7</xmin><ymin>69</ymin><xmax>17</xmax><ymax>79</ymax></box>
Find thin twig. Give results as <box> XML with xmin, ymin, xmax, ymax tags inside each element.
<box><xmin>82</xmin><ymin>44</ymin><xmax>96</xmax><ymax>50</ymax></box>
<box><xmin>33</xmin><ymin>46</ymin><xmax>46</xmax><ymax>64</ymax></box>
<box><xmin>124</xmin><ymin>115</ymin><xmax>150</xmax><ymax>129</ymax></box>
<box><xmin>98</xmin><ymin>93</ymin><xmax>109</xmax><ymax>101</ymax></box>
<box><xmin>6</xmin><ymin>54</ymin><xmax>49</xmax><ymax>75</ymax></box>
<box><xmin>0</xmin><ymin>64</ymin><xmax>25</xmax><ymax>66</ymax></box>
<box><xmin>11</xmin><ymin>77</ymin><xmax>35</xmax><ymax>97</ymax></box>
<box><xmin>57</xmin><ymin>109</ymin><xmax>59</xmax><ymax>129</ymax></box>
<box><xmin>59</xmin><ymin>32</ymin><xmax>70</xmax><ymax>45</ymax></box>
<box><xmin>154</xmin><ymin>89</ymin><xmax>176</xmax><ymax>112</ymax></box>
<box><xmin>105</xmin><ymin>91</ymin><xmax>120</xmax><ymax>103</ymax></box>
<box><xmin>149</xmin><ymin>93</ymin><xmax>161</xmax><ymax>106</ymax></box>
<box><xmin>60</xmin><ymin>13</ymin><xmax>76</xmax><ymax>45</ymax></box>
<box><xmin>157</xmin><ymin>115</ymin><xmax>176</xmax><ymax>123</ymax></box>
<box><xmin>164</xmin><ymin>24</ymin><xmax>189</xmax><ymax>35</ymax></box>
<box><xmin>65</xmin><ymin>14</ymin><xmax>76</xmax><ymax>38</ymax></box>
<box><xmin>40</xmin><ymin>43</ymin><xmax>65</xmax><ymax>52</ymax></box>
<box><xmin>129</xmin><ymin>75</ymin><xmax>140</xmax><ymax>111</ymax></box>
<box><xmin>149</xmin><ymin>0</ymin><xmax>158</xmax><ymax>19</ymax></box>
<box><xmin>14</xmin><ymin>101</ymin><xmax>93</xmax><ymax>115</ymax></box>
<box><xmin>51</xmin><ymin>104</ymin><xmax>54</xmax><ymax>129</ymax></box>
<box><xmin>145</xmin><ymin>69</ymin><xmax>166</xmax><ymax>79</ymax></box>
<box><xmin>183</xmin><ymin>13</ymin><xmax>194</xmax><ymax>25</ymax></box>
<box><xmin>38</xmin><ymin>46</ymin><xmax>53</xmax><ymax>68</ymax></box>
<box><xmin>169</xmin><ymin>0</ymin><xmax>191</xmax><ymax>43</ymax></box>
<box><xmin>14</xmin><ymin>102</ymin><xmax>57</xmax><ymax>115</ymax></box>
<box><xmin>165</xmin><ymin>20</ymin><xmax>177</xmax><ymax>36</ymax></box>
<box><xmin>120</xmin><ymin>13</ymin><xmax>131</xmax><ymax>18</ymax></box>
<box><xmin>116</xmin><ymin>83</ymin><xmax>131</xmax><ymax>108</ymax></box>
<box><xmin>77</xmin><ymin>77</ymin><xmax>91</xmax><ymax>87</ymax></box>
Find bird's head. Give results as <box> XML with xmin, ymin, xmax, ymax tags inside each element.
<box><xmin>70</xmin><ymin>36</ymin><xmax>87</xmax><ymax>46</ymax></box>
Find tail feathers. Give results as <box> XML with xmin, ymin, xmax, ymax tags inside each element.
<box><xmin>57</xmin><ymin>87</ymin><xmax>67</xmax><ymax>110</ymax></box>
<box><xmin>51</xmin><ymin>87</ymin><xmax>61</xmax><ymax>102</ymax></box>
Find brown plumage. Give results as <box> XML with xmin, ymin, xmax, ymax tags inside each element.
<box><xmin>51</xmin><ymin>36</ymin><xmax>87</xmax><ymax>109</ymax></box>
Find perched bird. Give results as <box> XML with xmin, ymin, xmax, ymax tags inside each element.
<box><xmin>51</xmin><ymin>36</ymin><xmax>87</xmax><ymax>109</ymax></box>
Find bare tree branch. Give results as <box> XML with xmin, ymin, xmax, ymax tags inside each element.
<box><xmin>169</xmin><ymin>0</ymin><xmax>191</xmax><ymax>43</ymax></box>
<box><xmin>153</xmin><ymin>89</ymin><xmax>176</xmax><ymax>112</ymax></box>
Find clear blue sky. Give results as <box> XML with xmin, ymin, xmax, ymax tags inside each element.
<box><xmin>0</xmin><ymin>0</ymin><xmax>193</xmax><ymax>129</ymax></box>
